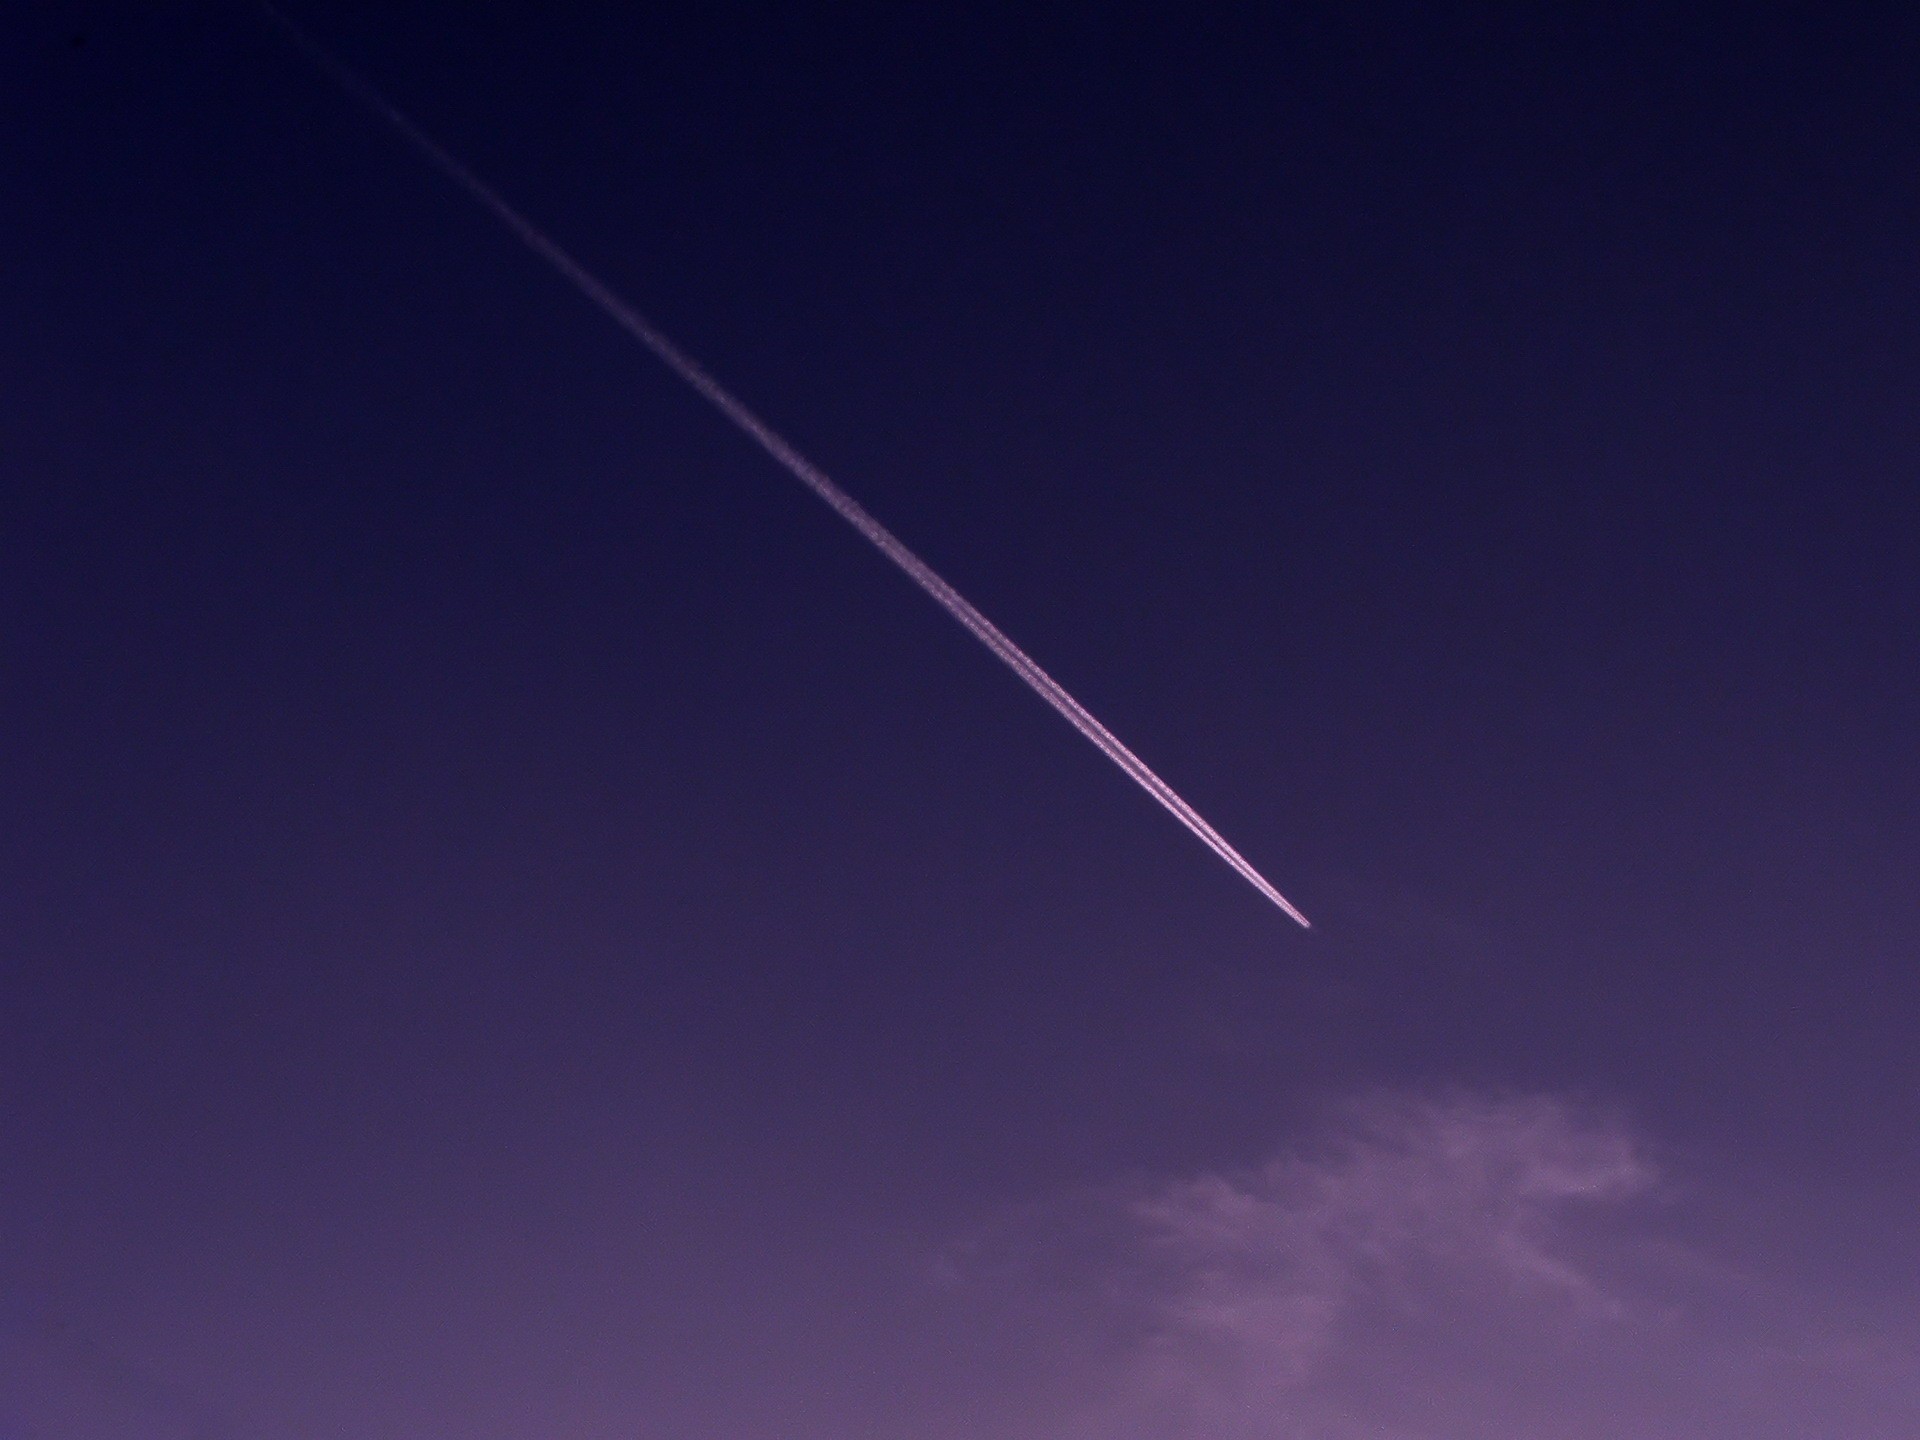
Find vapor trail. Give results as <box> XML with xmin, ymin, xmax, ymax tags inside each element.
<box><xmin>261</xmin><ymin>6</ymin><xmax>1310</xmax><ymax>927</ymax></box>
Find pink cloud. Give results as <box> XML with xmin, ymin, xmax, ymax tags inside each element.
<box><xmin>953</xmin><ymin>1089</ymin><xmax>1920</xmax><ymax>1440</ymax></box>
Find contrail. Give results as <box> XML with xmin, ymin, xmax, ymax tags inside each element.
<box><xmin>259</xmin><ymin>6</ymin><xmax>1310</xmax><ymax>927</ymax></box>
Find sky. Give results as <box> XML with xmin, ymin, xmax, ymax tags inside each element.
<box><xmin>4</xmin><ymin>4</ymin><xmax>1918</xmax><ymax>1436</ymax></box>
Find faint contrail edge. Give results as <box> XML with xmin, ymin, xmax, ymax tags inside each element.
<box><xmin>258</xmin><ymin>5</ymin><xmax>1310</xmax><ymax>927</ymax></box>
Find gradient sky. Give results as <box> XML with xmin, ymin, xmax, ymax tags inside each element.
<box><xmin>5</xmin><ymin>5</ymin><xmax>1919</xmax><ymax>1437</ymax></box>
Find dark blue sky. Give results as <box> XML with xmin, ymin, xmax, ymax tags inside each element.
<box><xmin>5</xmin><ymin>5</ymin><xmax>1919</xmax><ymax>1436</ymax></box>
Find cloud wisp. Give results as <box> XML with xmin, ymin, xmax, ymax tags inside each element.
<box><xmin>949</xmin><ymin>1090</ymin><xmax>1920</xmax><ymax>1440</ymax></box>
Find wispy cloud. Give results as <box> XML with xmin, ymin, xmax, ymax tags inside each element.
<box><xmin>948</xmin><ymin>1090</ymin><xmax>1920</xmax><ymax>1440</ymax></box>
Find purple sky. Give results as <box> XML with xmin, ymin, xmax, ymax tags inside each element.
<box><xmin>5</xmin><ymin>4</ymin><xmax>1919</xmax><ymax>1436</ymax></box>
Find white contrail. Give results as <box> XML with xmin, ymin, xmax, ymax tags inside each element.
<box><xmin>261</xmin><ymin>6</ymin><xmax>1310</xmax><ymax>927</ymax></box>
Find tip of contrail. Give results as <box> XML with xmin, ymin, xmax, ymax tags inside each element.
<box><xmin>256</xmin><ymin>2</ymin><xmax>1314</xmax><ymax>930</ymax></box>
